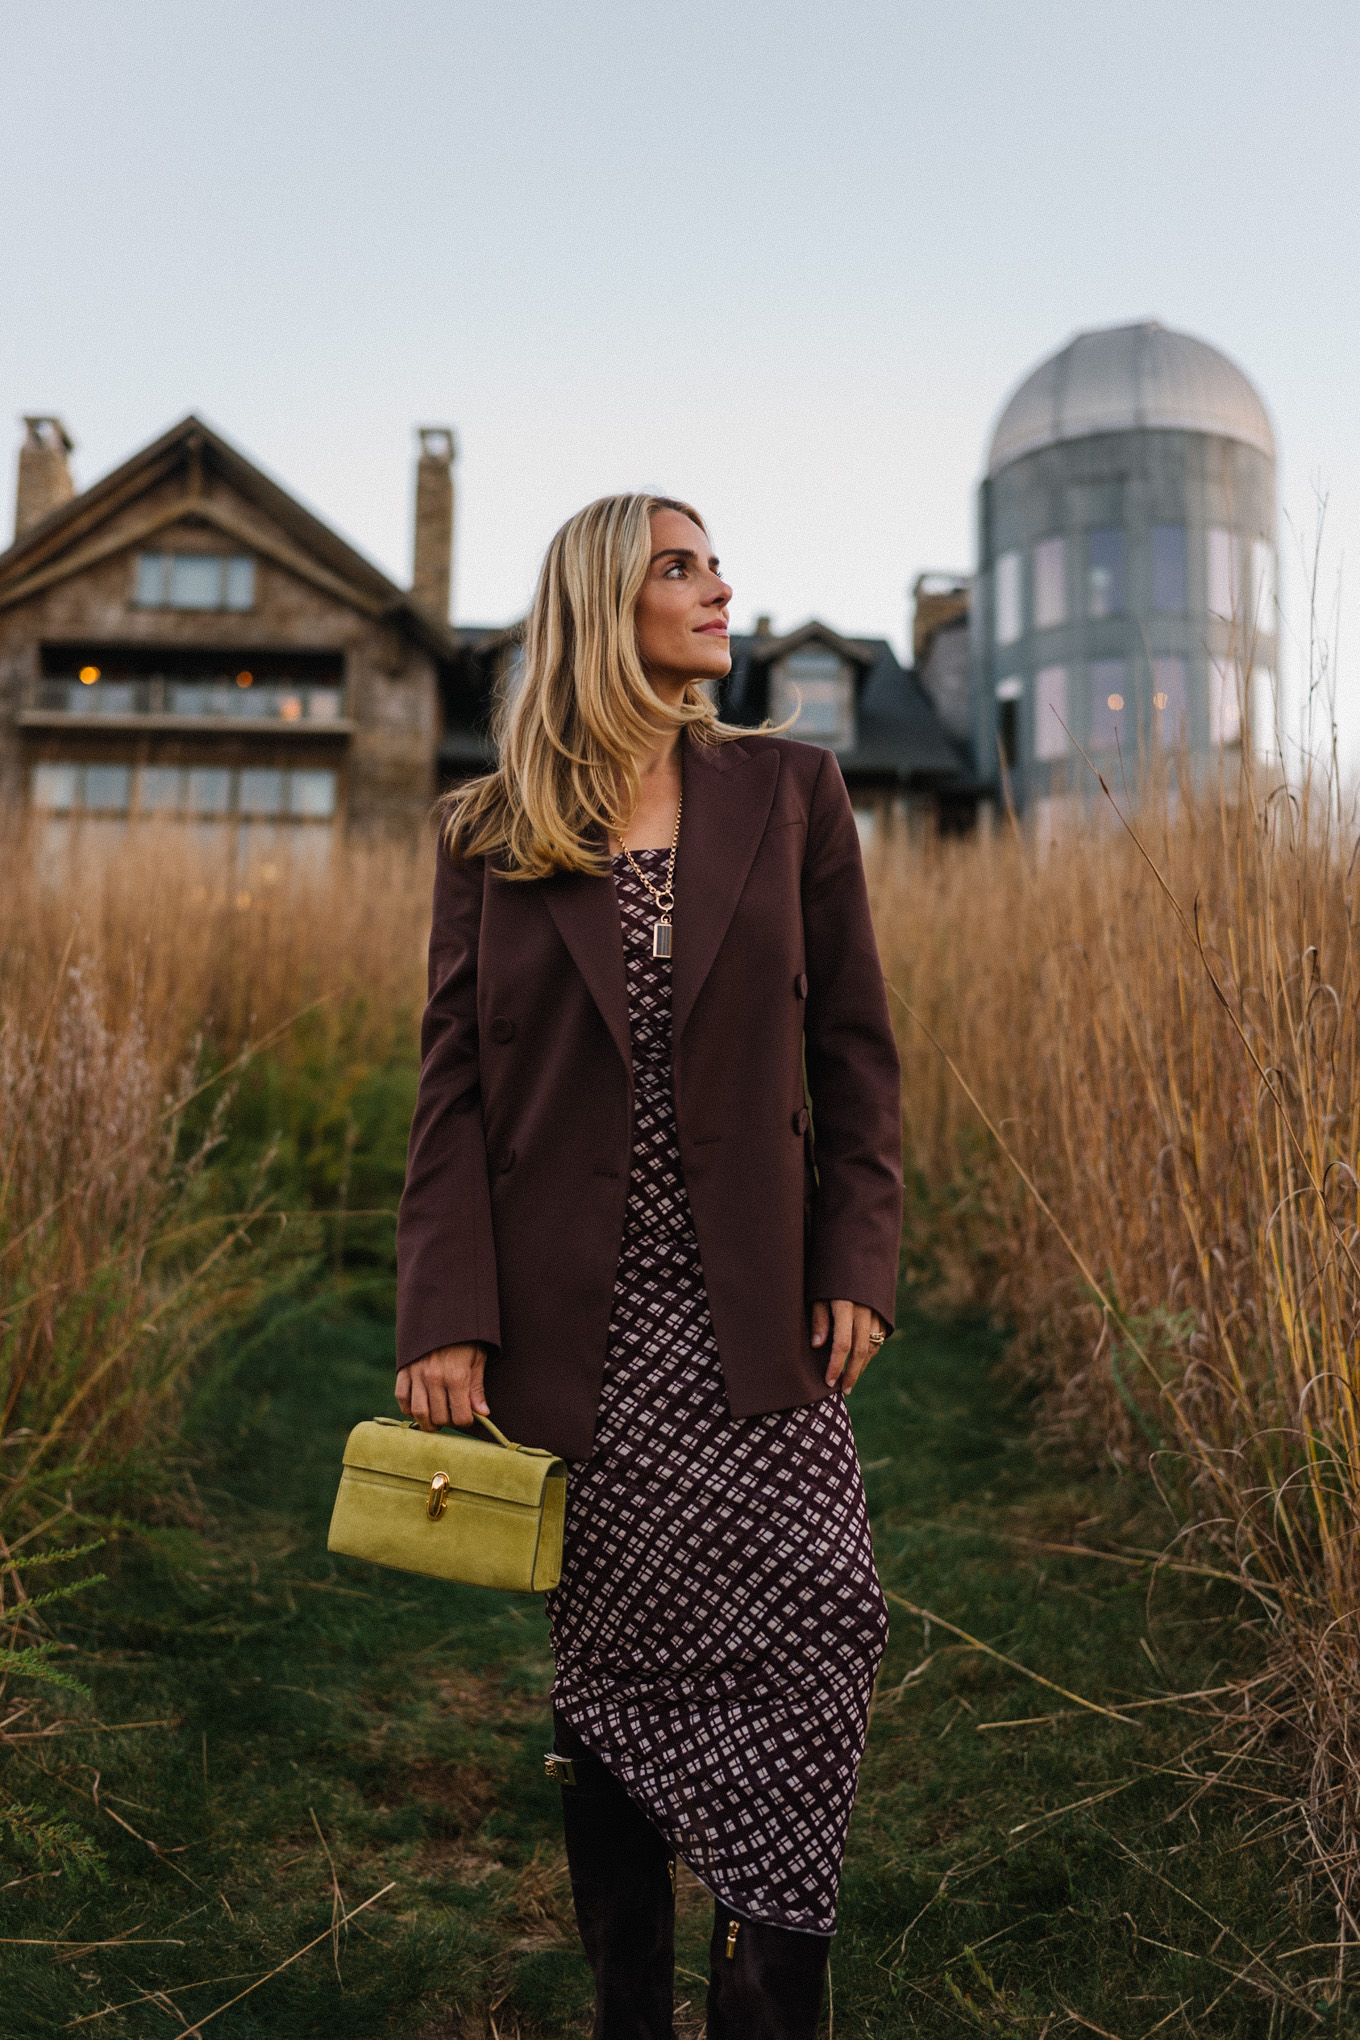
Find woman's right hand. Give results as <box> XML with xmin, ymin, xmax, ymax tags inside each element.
<box><xmin>395</xmin><ymin>1344</ymin><xmax>489</xmax><ymax>1431</ymax></box>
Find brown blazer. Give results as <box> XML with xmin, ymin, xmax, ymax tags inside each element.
<box><xmin>396</xmin><ymin>731</ymin><xmax>902</xmax><ymax>1462</ymax></box>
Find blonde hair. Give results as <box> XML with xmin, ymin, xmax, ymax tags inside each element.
<box><xmin>440</xmin><ymin>493</ymin><xmax>743</xmax><ymax>879</ymax></box>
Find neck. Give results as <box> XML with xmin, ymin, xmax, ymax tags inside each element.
<box><xmin>636</xmin><ymin>724</ymin><xmax>682</xmax><ymax>781</ymax></box>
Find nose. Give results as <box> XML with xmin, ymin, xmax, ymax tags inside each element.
<box><xmin>707</xmin><ymin>570</ymin><xmax>732</xmax><ymax>607</ymax></box>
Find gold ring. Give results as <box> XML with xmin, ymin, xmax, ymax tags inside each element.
<box><xmin>869</xmin><ymin>1332</ymin><xmax>886</xmax><ymax>1347</ymax></box>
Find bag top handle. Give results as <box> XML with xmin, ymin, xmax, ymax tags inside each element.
<box><xmin>372</xmin><ymin>1412</ymin><xmax>521</xmax><ymax>1452</ymax></box>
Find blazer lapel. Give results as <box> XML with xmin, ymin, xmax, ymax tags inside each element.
<box><xmin>671</xmin><ymin>736</ymin><xmax>780</xmax><ymax>1047</ymax></box>
<box><xmin>540</xmin><ymin>863</ymin><xmax>633</xmax><ymax>1079</ymax></box>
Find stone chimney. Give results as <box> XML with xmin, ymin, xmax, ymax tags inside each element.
<box><xmin>411</xmin><ymin>426</ymin><xmax>456</xmax><ymax>621</ymax></box>
<box><xmin>754</xmin><ymin>614</ymin><xmax>772</xmax><ymax>637</ymax></box>
<box><xmin>912</xmin><ymin>573</ymin><xmax>973</xmax><ymax>746</ymax></box>
<box><xmin>15</xmin><ymin>416</ymin><xmax>75</xmax><ymax>540</ymax></box>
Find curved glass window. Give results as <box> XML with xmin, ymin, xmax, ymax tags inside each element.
<box><xmin>1152</xmin><ymin>526</ymin><xmax>1187</xmax><ymax>613</ymax></box>
<box><xmin>1251</xmin><ymin>540</ymin><xmax>1275</xmax><ymax>641</ymax></box>
<box><xmin>1033</xmin><ymin>666</ymin><xmax>1068</xmax><ymax>760</ymax></box>
<box><xmin>995</xmin><ymin>675</ymin><xmax>1022</xmax><ymax>769</ymax></box>
<box><xmin>1207</xmin><ymin>528</ymin><xmax>1242</xmax><ymax>623</ymax></box>
<box><xmin>1086</xmin><ymin>530</ymin><xmax>1125</xmax><ymax>618</ymax></box>
<box><xmin>995</xmin><ymin>552</ymin><xmax>1022</xmax><ymax>646</ymax></box>
<box><xmin>1209</xmin><ymin>656</ymin><xmax>1242</xmax><ymax>745</ymax></box>
<box><xmin>1034</xmin><ymin>538</ymin><xmax>1066</xmax><ymax>630</ymax></box>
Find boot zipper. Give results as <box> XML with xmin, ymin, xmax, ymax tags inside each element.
<box><xmin>726</xmin><ymin>1918</ymin><xmax>740</xmax><ymax>1959</ymax></box>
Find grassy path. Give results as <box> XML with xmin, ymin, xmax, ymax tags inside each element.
<box><xmin>0</xmin><ymin>1299</ymin><xmax>1344</xmax><ymax>2037</ymax></box>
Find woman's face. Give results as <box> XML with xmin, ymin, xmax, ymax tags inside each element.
<box><xmin>634</xmin><ymin>509</ymin><xmax>733</xmax><ymax>703</ymax></box>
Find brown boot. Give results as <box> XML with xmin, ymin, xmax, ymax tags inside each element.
<box><xmin>550</xmin><ymin>1712</ymin><xmax>676</xmax><ymax>2040</ymax></box>
<box><xmin>705</xmin><ymin>1899</ymin><xmax>830</xmax><ymax>2039</ymax></box>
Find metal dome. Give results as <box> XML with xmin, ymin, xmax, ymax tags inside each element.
<box><xmin>986</xmin><ymin>320</ymin><xmax>1275</xmax><ymax>476</ymax></box>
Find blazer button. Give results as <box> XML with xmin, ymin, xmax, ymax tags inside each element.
<box><xmin>490</xmin><ymin>1017</ymin><xmax>515</xmax><ymax>1044</ymax></box>
<box><xmin>792</xmin><ymin>1107</ymin><xmax>809</xmax><ymax>1135</ymax></box>
<box><xmin>794</xmin><ymin>972</ymin><xmax>808</xmax><ymax>1000</ymax></box>
<box><xmin>496</xmin><ymin>1147</ymin><xmax>516</xmax><ymax>1173</ymax></box>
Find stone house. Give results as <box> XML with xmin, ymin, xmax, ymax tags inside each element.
<box><xmin>0</xmin><ymin>414</ymin><xmax>467</xmax><ymax>859</ymax></box>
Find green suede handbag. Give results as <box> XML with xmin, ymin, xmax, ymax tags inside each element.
<box><xmin>327</xmin><ymin>1413</ymin><xmax>566</xmax><ymax>1593</ymax></box>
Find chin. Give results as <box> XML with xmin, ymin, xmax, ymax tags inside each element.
<box><xmin>693</xmin><ymin>645</ymin><xmax>733</xmax><ymax>680</ymax></box>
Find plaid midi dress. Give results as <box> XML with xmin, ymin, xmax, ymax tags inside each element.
<box><xmin>547</xmin><ymin>849</ymin><xmax>889</xmax><ymax>1936</ymax></box>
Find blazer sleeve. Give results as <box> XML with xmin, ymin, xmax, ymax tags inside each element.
<box><xmin>801</xmin><ymin>749</ymin><xmax>903</xmax><ymax>1326</ymax></box>
<box><xmin>395</xmin><ymin>846</ymin><xmax>502</xmax><ymax>1368</ymax></box>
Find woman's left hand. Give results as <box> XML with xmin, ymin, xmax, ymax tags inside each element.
<box><xmin>810</xmin><ymin>1300</ymin><xmax>886</xmax><ymax>1393</ymax></box>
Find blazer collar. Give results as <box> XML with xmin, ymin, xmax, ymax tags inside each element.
<box><xmin>537</xmin><ymin>732</ymin><xmax>779</xmax><ymax>1074</ymax></box>
<box><xmin>539</xmin><ymin>853</ymin><xmax>632</xmax><ymax>1079</ymax></box>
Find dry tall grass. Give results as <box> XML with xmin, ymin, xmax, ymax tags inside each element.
<box><xmin>0</xmin><ymin>823</ymin><xmax>431</xmax><ymax>1534</ymax></box>
<box><xmin>871</xmin><ymin>751</ymin><xmax>1360</xmax><ymax>1909</ymax></box>
<box><xmin>6</xmin><ymin>772</ymin><xmax>1360</xmax><ymax>1905</ymax></box>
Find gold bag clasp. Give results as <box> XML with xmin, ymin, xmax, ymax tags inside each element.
<box><xmin>427</xmin><ymin>1471</ymin><xmax>451</xmax><ymax>1520</ymax></box>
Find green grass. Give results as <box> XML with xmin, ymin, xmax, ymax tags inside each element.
<box><xmin>0</xmin><ymin>1298</ymin><xmax>1349</xmax><ymax>2037</ymax></box>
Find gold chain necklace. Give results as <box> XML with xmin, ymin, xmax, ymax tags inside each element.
<box><xmin>619</xmin><ymin>791</ymin><xmax>682</xmax><ymax>959</ymax></box>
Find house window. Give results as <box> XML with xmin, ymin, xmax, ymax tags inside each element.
<box><xmin>994</xmin><ymin>551</ymin><xmax>1022</xmax><ymax>646</ymax></box>
<box><xmin>187</xmin><ymin>767</ymin><xmax>232</xmax><ymax>815</ymax></box>
<box><xmin>995</xmin><ymin>675</ymin><xmax>1022</xmax><ymax>769</ymax></box>
<box><xmin>1033</xmin><ymin>537</ymin><xmax>1066</xmax><ymax>630</ymax></box>
<box><xmin>290</xmin><ymin>770</ymin><xmax>337</xmax><ymax>819</ymax></box>
<box><xmin>133</xmin><ymin>552</ymin><xmax>256</xmax><ymax>611</ymax></box>
<box><xmin>84</xmin><ymin>764</ymin><xmax>132</xmax><ymax>812</ymax></box>
<box><xmin>770</xmin><ymin>650</ymin><xmax>856</xmax><ymax>752</ymax></box>
<box><xmin>1151</xmin><ymin>658</ymin><xmax>1189</xmax><ymax>747</ymax></box>
<box><xmin>1151</xmin><ymin>526</ymin><xmax>1187</xmax><ymax>613</ymax></box>
<box><xmin>1033</xmin><ymin>665</ymin><xmax>1068</xmax><ymax>760</ymax></box>
<box><xmin>1090</xmin><ymin>659</ymin><xmax>1130</xmax><ymax>749</ymax></box>
<box><xmin>39</xmin><ymin>667</ymin><xmax>343</xmax><ymax>723</ymax></box>
<box><xmin>30</xmin><ymin>762</ymin><xmax>130</xmax><ymax>812</ymax></box>
<box><xmin>30</xmin><ymin>762</ymin><xmax>79</xmax><ymax>811</ymax></box>
<box><xmin>240</xmin><ymin>768</ymin><xmax>286</xmax><ymax>817</ymax></box>
<box><xmin>1086</xmin><ymin>529</ymin><xmax>1125</xmax><ymax>618</ymax></box>
<box><xmin>139</xmin><ymin>766</ymin><xmax>183</xmax><ymax>812</ymax></box>
<box><xmin>30</xmin><ymin>760</ymin><xmax>339</xmax><ymax>824</ymax></box>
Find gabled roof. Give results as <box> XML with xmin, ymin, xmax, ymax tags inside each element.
<box><xmin>739</xmin><ymin>617</ymin><xmax>876</xmax><ymax>670</ymax></box>
<box><xmin>0</xmin><ymin>413</ymin><xmax>458</xmax><ymax>660</ymax></box>
<box><xmin>723</xmin><ymin>621</ymin><xmax>967</xmax><ymax>783</ymax></box>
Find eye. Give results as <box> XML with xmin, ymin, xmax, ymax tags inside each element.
<box><xmin>663</xmin><ymin>561</ymin><xmax>687</xmax><ymax>578</ymax></box>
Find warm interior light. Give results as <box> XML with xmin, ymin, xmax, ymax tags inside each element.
<box><xmin>1107</xmin><ymin>692</ymin><xmax>1124</xmax><ymax>712</ymax></box>
<box><xmin>279</xmin><ymin>695</ymin><xmax>303</xmax><ymax>722</ymax></box>
<box><xmin>1153</xmin><ymin>691</ymin><xmax>1168</xmax><ymax>710</ymax></box>
<box><xmin>236</xmin><ymin>670</ymin><xmax>253</xmax><ymax>688</ymax></box>
<box><xmin>79</xmin><ymin>665</ymin><xmax>100</xmax><ymax>685</ymax></box>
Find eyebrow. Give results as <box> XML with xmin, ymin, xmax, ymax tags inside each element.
<box><xmin>651</xmin><ymin>547</ymin><xmax>721</xmax><ymax>570</ymax></box>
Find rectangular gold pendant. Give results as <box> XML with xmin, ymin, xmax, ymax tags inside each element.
<box><xmin>652</xmin><ymin>919</ymin><xmax>672</xmax><ymax>959</ymax></box>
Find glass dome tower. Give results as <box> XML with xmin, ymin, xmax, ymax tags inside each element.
<box><xmin>971</xmin><ymin>320</ymin><xmax>1277</xmax><ymax>808</ymax></box>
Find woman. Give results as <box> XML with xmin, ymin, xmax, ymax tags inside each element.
<box><xmin>395</xmin><ymin>494</ymin><xmax>900</xmax><ymax>2039</ymax></box>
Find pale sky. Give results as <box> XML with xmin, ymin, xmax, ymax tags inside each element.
<box><xmin>3</xmin><ymin>0</ymin><xmax>1357</xmax><ymax>766</ymax></box>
